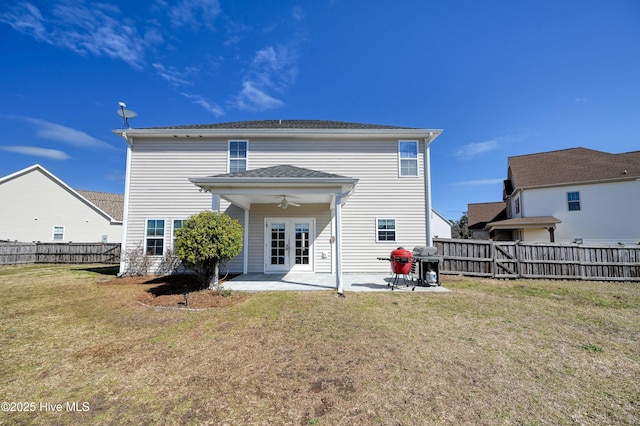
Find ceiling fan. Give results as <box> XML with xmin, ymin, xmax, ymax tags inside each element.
<box><xmin>277</xmin><ymin>196</ymin><xmax>301</xmax><ymax>209</ymax></box>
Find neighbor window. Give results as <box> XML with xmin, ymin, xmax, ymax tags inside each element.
<box><xmin>515</xmin><ymin>198</ymin><xmax>520</xmax><ymax>215</ymax></box>
<box><xmin>567</xmin><ymin>191</ymin><xmax>581</xmax><ymax>211</ymax></box>
<box><xmin>52</xmin><ymin>226</ymin><xmax>64</xmax><ymax>241</ymax></box>
<box><xmin>376</xmin><ymin>218</ymin><xmax>396</xmax><ymax>242</ymax></box>
<box><xmin>146</xmin><ymin>219</ymin><xmax>165</xmax><ymax>256</ymax></box>
<box><xmin>172</xmin><ymin>219</ymin><xmax>184</xmax><ymax>248</ymax></box>
<box><xmin>398</xmin><ymin>140</ymin><xmax>418</xmax><ymax>177</ymax></box>
<box><xmin>228</xmin><ymin>140</ymin><xmax>248</xmax><ymax>172</ymax></box>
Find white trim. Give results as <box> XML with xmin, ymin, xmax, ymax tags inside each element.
<box><xmin>398</xmin><ymin>140</ymin><xmax>419</xmax><ymax>177</ymax></box>
<box><xmin>264</xmin><ymin>217</ymin><xmax>315</xmax><ymax>273</ymax></box>
<box><xmin>375</xmin><ymin>217</ymin><xmax>397</xmax><ymax>242</ymax></box>
<box><xmin>119</xmin><ymin>138</ymin><xmax>133</xmax><ymax>274</ymax></box>
<box><xmin>52</xmin><ymin>225</ymin><xmax>65</xmax><ymax>241</ymax></box>
<box><xmin>144</xmin><ymin>218</ymin><xmax>166</xmax><ymax>257</ymax></box>
<box><xmin>227</xmin><ymin>139</ymin><xmax>248</xmax><ymax>173</ymax></box>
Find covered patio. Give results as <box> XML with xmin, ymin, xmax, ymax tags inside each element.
<box><xmin>222</xmin><ymin>272</ymin><xmax>451</xmax><ymax>293</ymax></box>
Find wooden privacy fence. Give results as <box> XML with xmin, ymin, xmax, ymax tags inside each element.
<box><xmin>0</xmin><ymin>242</ymin><xmax>121</xmax><ymax>265</ymax></box>
<box><xmin>433</xmin><ymin>238</ymin><xmax>640</xmax><ymax>282</ymax></box>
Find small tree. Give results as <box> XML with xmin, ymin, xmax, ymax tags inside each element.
<box><xmin>174</xmin><ymin>211</ymin><xmax>243</xmax><ymax>290</ymax></box>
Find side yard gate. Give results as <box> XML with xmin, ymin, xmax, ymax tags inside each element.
<box><xmin>0</xmin><ymin>241</ymin><xmax>121</xmax><ymax>265</ymax></box>
<box><xmin>434</xmin><ymin>238</ymin><xmax>640</xmax><ymax>282</ymax></box>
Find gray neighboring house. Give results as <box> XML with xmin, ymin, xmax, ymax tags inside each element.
<box><xmin>0</xmin><ymin>164</ymin><xmax>123</xmax><ymax>243</ymax></box>
<box><xmin>116</xmin><ymin>120</ymin><xmax>446</xmax><ymax>290</ymax></box>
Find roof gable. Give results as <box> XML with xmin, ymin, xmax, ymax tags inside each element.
<box><xmin>508</xmin><ymin>147</ymin><xmax>640</xmax><ymax>188</ymax></box>
<box><xmin>0</xmin><ymin>164</ymin><xmax>123</xmax><ymax>223</ymax></box>
<box><xmin>467</xmin><ymin>202</ymin><xmax>507</xmax><ymax>229</ymax></box>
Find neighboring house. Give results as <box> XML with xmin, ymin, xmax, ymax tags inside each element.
<box><xmin>431</xmin><ymin>209</ymin><xmax>453</xmax><ymax>240</ymax></box>
<box><xmin>116</xmin><ymin>120</ymin><xmax>443</xmax><ymax>290</ymax></box>
<box><xmin>0</xmin><ymin>164</ymin><xmax>123</xmax><ymax>243</ymax></box>
<box><xmin>478</xmin><ymin>148</ymin><xmax>640</xmax><ymax>244</ymax></box>
<box><xmin>467</xmin><ymin>201</ymin><xmax>506</xmax><ymax>240</ymax></box>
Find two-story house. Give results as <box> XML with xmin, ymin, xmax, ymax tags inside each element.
<box><xmin>479</xmin><ymin>148</ymin><xmax>640</xmax><ymax>244</ymax></box>
<box><xmin>116</xmin><ymin>120</ymin><xmax>443</xmax><ymax>291</ymax></box>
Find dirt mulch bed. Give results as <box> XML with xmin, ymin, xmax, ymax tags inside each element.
<box><xmin>100</xmin><ymin>274</ymin><xmax>249</xmax><ymax>309</ymax></box>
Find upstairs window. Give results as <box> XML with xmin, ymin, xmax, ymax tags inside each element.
<box><xmin>228</xmin><ymin>140</ymin><xmax>248</xmax><ymax>172</ymax></box>
<box><xmin>146</xmin><ymin>219</ymin><xmax>165</xmax><ymax>256</ymax></box>
<box><xmin>398</xmin><ymin>140</ymin><xmax>418</xmax><ymax>177</ymax></box>
<box><xmin>567</xmin><ymin>191</ymin><xmax>581</xmax><ymax>211</ymax></box>
<box><xmin>376</xmin><ymin>218</ymin><xmax>397</xmax><ymax>242</ymax></box>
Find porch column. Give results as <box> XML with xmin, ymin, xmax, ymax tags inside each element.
<box><xmin>423</xmin><ymin>135</ymin><xmax>434</xmax><ymax>246</ymax></box>
<box><xmin>334</xmin><ymin>192</ymin><xmax>344</xmax><ymax>295</ymax></box>
<box><xmin>243</xmin><ymin>208</ymin><xmax>249</xmax><ymax>274</ymax></box>
<box><xmin>211</xmin><ymin>193</ymin><xmax>220</xmax><ymax>212</ymax></box>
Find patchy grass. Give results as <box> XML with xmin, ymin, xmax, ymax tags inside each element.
<box><xmin>0</xmin><ymin>265</ymin><xmax>639</xmax><ymax>425</ymax></box>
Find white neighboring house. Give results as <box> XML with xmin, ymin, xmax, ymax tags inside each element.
<box><xmin>486</xmin><ymin>148</ymin><xmax>640</xmax><ymax>244</ymax></box>
<box><xmin>116</xmin><ymin>120</ymin><xmax>445</xmax><ymax>289</ymax></box>
<box><xmin>0</xmin><ymin>164</ymin><xmax>123</xmax><ymax>243</ymax></box>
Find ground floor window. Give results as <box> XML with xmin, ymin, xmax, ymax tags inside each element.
<box><xmin>146</xmin><ymin>219</ymin><xmax>165</xmax><ymax>256</ymax></box>
<box><xmin>172</xmin><ymin>219</ymin><xmax>184</xmax><ymax>248</ymax></box>
<box><xmin>376</xmin><ymin>218</ymin><xmax>396</xmax><ymax>242</ymax></box>
<box><xmin>52</xmin><ymin>226</ymin><xmax>64</xmax><ymax>241</ymax></box>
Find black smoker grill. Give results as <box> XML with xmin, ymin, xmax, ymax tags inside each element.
<box><xmin>411</xmin><ymin>246</ymin><xmax>443</xmax><ymax>287</ymax></box>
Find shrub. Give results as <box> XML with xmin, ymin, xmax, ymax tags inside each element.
<box><xmin>174</xmin><ymin>211</ymin><xmax>243</xmax><ymax>290</ymax></box>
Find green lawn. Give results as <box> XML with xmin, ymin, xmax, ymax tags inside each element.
<box><xmin>1</xmin><ymin>264</ymin><xmax>639</xmax><ymax>425</ymax></box>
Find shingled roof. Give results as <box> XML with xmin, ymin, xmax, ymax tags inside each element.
<box><xmin>509</xmin><ymin>148</ymin><xmax>640</xmax><ymax>188</ymax></box>
<box><xmin>76</xmin><ymin>190</ymin><xmax>124</xmax><ymax>221</ymax></box>
<box><xmin>467</xmin><ymin>202</ymin><xmax>507</xmax><ymax>230</ymax></box>
<box><xmin>211</xmin><ymin>164</ymin><xmax>352</xmax><ymax>180</ymax></box>
<box><xmin>143</xmin><ymin>120</ymin><xmax>417</xmax><ymax>130</ymax></box>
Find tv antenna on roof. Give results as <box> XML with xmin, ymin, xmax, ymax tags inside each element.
<box><xmin>117</xmin><ymin>102</ymin><xmax>137</xmax><ymax>129</ymax></box>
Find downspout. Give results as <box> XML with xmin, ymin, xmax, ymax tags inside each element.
<box><xmin>334</xmin><ymin>192</ymin><xmax>344</xmax><ymax>295</ymax></box>
<box><xmin>424</xmin><ymin>133</ymin><xmax>434</xmax><ymax>246</ymax></box>
<box><xmin>118</xmin><ymin>131</ymin><xmax>133</xmax><ymax>276</ymax></box>
<box><xmin>243</xmin><ymin>208</ymin><xmax>249</xmax><ymax>274</ymax></box>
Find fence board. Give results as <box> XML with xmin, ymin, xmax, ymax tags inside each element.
<box><xmin>434</xmin><ymin>238</ymin><xmax>640</xmax><ymax>282</ymax></box>
<box><xmin>0</xmin><ymin>241</ymin><xmax>120</xmax><ymax>265</ymax></box>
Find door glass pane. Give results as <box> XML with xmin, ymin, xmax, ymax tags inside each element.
<box><xmin>295</xmin><ymin>223</ymin><xmax>310</xmax><ymax>265</ymax></box>
<box><xmin>270</xmin><ymin>223</ymin><xmax>286</xmax><ymax>265</ymax></box>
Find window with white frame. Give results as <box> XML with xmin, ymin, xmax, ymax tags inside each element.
<box><xmin>52</xmin><ymin>226</ymin><xmax>64</xmax><ymax>241</ymax></box>
<box><xmin>146</xmin><ymin>219</ymin><xmax>165</xmax><ymax>256</ymax></box>
<box><xmin>172</xmin><ymin>219</ymin><xmax>184</xmax><ymax>249</ymax></box>
<box><xmin>398</xmin><ymin>140</ymin><xmax>418</xmax><ymax>177</ymax></box>
<box><xmin>515</xmin><ymin>197</ymin><xmax>520</xmax><ymax>215</ymax></box>
<box><xmin>567</xmin><ymin>191</ymin><xmax>581</xmax><ymax>211</ymax></box>
<box><xmin>228</xmin><ymin>140</ymin><xmax>248</xmax><ymax>172</ymax></box>
<box><xmin>376</xmin><ymin>218</ymin><xmax>396</xmax><ymax>242</ymax></box>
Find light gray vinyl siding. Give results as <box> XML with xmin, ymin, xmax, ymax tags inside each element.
<box><xmin>125</xmin><ymin>137</ymin><xmax>428</xmax><ymax>274</ymax></box>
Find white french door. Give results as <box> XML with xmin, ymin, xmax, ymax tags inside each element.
<box><xmin>265</xmin><ymin>218</ymin><xmax>314</xmax><ymax>273</ymax></box>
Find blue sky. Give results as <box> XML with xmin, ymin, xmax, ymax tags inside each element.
<box><xmin>1</xmin><ymin>0</ymin><xmax>639</xmax><ymax>221</ymax></box>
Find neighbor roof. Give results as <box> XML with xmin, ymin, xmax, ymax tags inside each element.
<box><xmin>76</xmin><ymin>190</ymin><xmax>124</xmax><ymax>221</ymax></box>
<box><xmin>508</xmin><ymin>148</ymin><xmax>640</xmax><ymax>188</ymax></box>
<box><xmin>467</xmin><ymin>202</ymin><xmax>507</xmax><ymax>230</ymax></box>
<box><xmin>143</xmin><ymin>120</ymin><xmax>417</xmax><ymax>130</ymax></box>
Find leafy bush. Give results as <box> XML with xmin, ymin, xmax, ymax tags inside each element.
<box><xmin>174</xmin><ymin>211</ymin><xmax>243</xmax><ymax>290</ymax></box>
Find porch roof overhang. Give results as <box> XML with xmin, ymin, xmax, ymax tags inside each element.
<box><xmin>486</xmin><ymin>216</ymin><xmax>561</xmax><ymax>232</ymax></box>
<box><xmin>189</xmin><ymin>165</ymin><xmax>359</xmax><ymax>210</ymax></box>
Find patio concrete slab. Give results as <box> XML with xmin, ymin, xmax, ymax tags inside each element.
<box><xmin>223</xmin><ymin>273</ymin><xmax>451</xmax><ymax>293</ymax></box>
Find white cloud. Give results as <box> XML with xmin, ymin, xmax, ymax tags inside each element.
<box><xmin>169</xmin><ymin>0</ymin><xmax>221</xmax><ymax>30</ymax></box>
<box><xmin>15</xmin><ymin>116</ymin><xmax>116</xmax><ymax>150</ymax></box>
<box><xmin>0</xmin><ymin>146</ymin><xmax>70</xmax><ymax>160</ymax></box>
<box><xmin>0</xmin><ymin>2</ymin><xmax>156</xmax><ymax>69</ymax></box>
<box><xmin>450</xmin><ymin>178</ymin><xmax>504</xmax><ymax>186</ymax></box>
<box><xmin>233</xmin><ymin>44</ymin><xmax>298</xmax><ymax>111</ymax></box>
<box><xmin>153</xmin><ymin>63</ymin><xmax>196</xmax><ymax>87</ymax></box>
<box><xmin>233</xmin><ymin>81</ymin><xmax>284</xmax><ymax>111</ymax></box>
<box><xmin>181</xmin><ymin>93</ymin><xmax>225</xmax><ymax>117</ymax></box>
<box><xmin>455</xmin><ymin>140</ymin><xmax>500</xmax><ymax>160</ymax></box>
